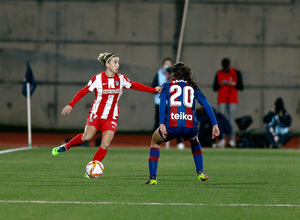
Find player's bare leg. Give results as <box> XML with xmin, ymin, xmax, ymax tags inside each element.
<box><xmin>84</xmin><ymin>130</ymin><xmax>115</xmax><ymax>178</ymax></box>
<box><xmin>189</xmin><ymin>136</ymin><xmax>209</xmax><ymax>181</ymax></box>
<box><xmin>82</xmin><ymin>125</ymin><xmax>97</xmax><ymax>142</ymax></box>
<box><xmin>151</xmin><ymin>128</ymin><xmax>165</xmax><ymax>147</ymax></box>
<box><xmin>93</xmin><ymin>130</ymin><xmax>115</xmax><ymax>162</ymax></box>
<box><xmin>146</xmin><ymin>128</ymin><xmax>165</xmax><ymax>185</ymax></box>
<box><xmin>52</xmin><ymin>125</ymin><xmax>97</xmax><ymax>156</ymax></box>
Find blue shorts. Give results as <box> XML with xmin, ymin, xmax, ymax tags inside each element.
<box><xmin>159</xmin><ymin>126</ymin><xmax>198</xmax><ymax>142</ymax></box>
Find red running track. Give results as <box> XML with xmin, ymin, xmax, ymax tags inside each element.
<box><xmin>0</xmin><ymin>133</ymin><xmax>298</xmax><ymax>149</ymax></box>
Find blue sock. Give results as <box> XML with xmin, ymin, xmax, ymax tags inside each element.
<box><xmin>191</xmin><ymin>142</ymin><xmax>203</xmax><ymax>172</ymax></box>
<box><xmin>148</xmin><ymin>147</ymin><xmax>160</xmax><ymax>177</ymax></box>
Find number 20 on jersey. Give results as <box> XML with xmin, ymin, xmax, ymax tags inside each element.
<box><xmin>170</xmin><ymin>85</ymin><xmax>194</xmax><ymax>108</ymax></box>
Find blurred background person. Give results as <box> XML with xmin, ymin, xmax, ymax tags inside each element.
<box><xmin>263</xmin><ymin>97</ymin><xmax>292</xmax><ymax>148</ymax></box>
<box><xmin>213</xmin><ymin>58</ymin><xmax>243</xmax><ymax>147</ymax></box>
<box><xmin>152</xmin><ymin>58</ymin><xmax>173</xmax><ymax>131</ymax></box>
<box><xmin>196</xmin><ymin>107</ymin><xmax>231</xmax><ymax>148</ymax></box>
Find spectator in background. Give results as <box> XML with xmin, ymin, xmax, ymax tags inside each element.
<box><xmin>152</xmin><ymin>58</ymin><xmax>173</xmax><ymax>131</ymax></box>
<box><xmin>213</xmin><ymin>58</ymin><xmax>243</xmax><ymax>147</ymax></box>
<box><xmin>152</xmin><ymin>58</ymin><xmax>184</xmax><ymax>149</ymax></box>
<box><xmin>196</xmin><ymin>107</ymin><xmax>231</xmax><ymax>148</ymax></box>
<box><xmin>263</xmin><ymin>97</ymin><xmax>292</xmax><ymax>148</ymax></box>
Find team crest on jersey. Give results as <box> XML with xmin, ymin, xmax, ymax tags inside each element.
<box><xmin>115</xmin><ymin>80</ymin><xmax>119</xmax><ymax>86</ymax></box>
<box><xmin>89</xmin><ymin>118</ymin><xmax>94</xmax><ymax>122</ymax></box>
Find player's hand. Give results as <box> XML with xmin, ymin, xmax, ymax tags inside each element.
<box><xmin>212</xmin><ymin>125</ymin><xmax>220</xmax><ymax>139</ymax></box>
<box><xmin>159</xmin><ymin>124</ymin><xmax>167</xmax><ymax>139</ymax></box>
<box><xmin>61</xmin><ymin>105</ymin><xmax>73</xmax><ymax>116</ymax></box>
<box><xmin>155</xmin><ymin>86</ymin><xmax>162</xmax><ymax>93</ymax></box>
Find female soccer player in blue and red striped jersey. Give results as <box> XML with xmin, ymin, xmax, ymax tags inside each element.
<box><xmin>146</xmin><ymin>62</ymin><xmax>220</xmax><ymax>185</ymax></box>
<box><xmin>52</xmin><ymin>52</ymin><xmax>160</xmax><ymax>177</ymax></box>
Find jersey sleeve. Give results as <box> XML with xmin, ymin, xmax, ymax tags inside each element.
<box><xmin>195</xmin><ymin>89</ymin><xmax>218</xmax><ymax>126</ymax></box>
<box><xmin>159</xmin><ymin>83</ymin><xmax>168</xmax><ymax>124</ymax></box>
<box><xmin>120</xmin><ymin>74</ymin><xmax>156</xmax><ymax>93</ymax></box>
<box><xmin>87</xmin><ymin>75</ymin><xmax>99</xmax><ymax>92</ymax></box>
<box><xmin>121</xmin><ymin>75</ymin><xmax>133</xmax><ymax>90</ymax></box>
<box><xmin>68</xmin><ymin>76</ymin><xmax>95</xmax><ymax>107</ymax></box>
<box><xmin>213</xmin><ymin>73</ymin><xmax>220</xmax><ymax>91</ymax></box>
<box><xmin>195</xmin><ymin>88</ymin><xmax>207</xmax><ymax>103</ymax></box>
<box><xmin>130</xmin><ymin>81</ymin><xmax>156</xmax><ymax>93</ymax></box>
<box><xmin>235</xmin><ymin>70</ymin><xmax>244</xmax><ymax>91</ymax></box>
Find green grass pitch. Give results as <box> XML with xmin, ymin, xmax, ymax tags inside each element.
<box><xmin>0</xmin><ymin>147</ymin><xmax>299</xmax><ymax>219</ymax></box>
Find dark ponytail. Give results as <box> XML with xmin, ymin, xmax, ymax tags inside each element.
<box><xmin>172</xmin><ymin>62</ymin><xmax>198</xmax><ymax>89</ymax></box>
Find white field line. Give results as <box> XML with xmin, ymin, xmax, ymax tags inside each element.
<box><xmin>0</xmin><ymin>147</ymin><xmax>35</xmax><ymax>155</ymax></box>
<box><xmin>0</xmin><ymin>200</ymin><xmax>299</xmax><ymax>207</ymax></box>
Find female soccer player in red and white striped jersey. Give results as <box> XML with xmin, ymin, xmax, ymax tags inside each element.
<box><xmin>52</xmin><ymin>52</ymin><xmax>160</xmax><ymax>177</ymax></box>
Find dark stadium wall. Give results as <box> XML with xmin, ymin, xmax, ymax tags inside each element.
<box><xmin>0</xmin><ymin>0</ymin><xmax>299</xmax><ymax>132</ymax></box>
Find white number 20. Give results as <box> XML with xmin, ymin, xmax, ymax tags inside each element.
<box><xmin>169</xmin><ymin>85</ymin><xmax>194</xmax><ymax>108</ymax></box>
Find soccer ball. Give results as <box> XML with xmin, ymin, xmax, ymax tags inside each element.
<box><xmin>85</xmin><ymin>160</ymin><xmax>104</xmax><ymax>178</ymax></box>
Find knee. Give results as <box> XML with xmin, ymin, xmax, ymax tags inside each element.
<box><xmin>151</xmin><ymin>142</ymin><xmax>160</xmax><ymax>148</ymax></box>
<box><xmin>100</xmin><ymin>142</ymin><xmax>110</xmax><ymax>150</ymax></box>
<box><xmin>151</xmin><ymin>129</ymin><xmax>164</xmax><ymax>147</ymax></box>
<box><xmin>151</xmin><ymin>137</ymin><xmax>162</xmax><ymax>148</ymax></box>
<box><xmin>189</xmin><ymin>138</ymin><xmax>198</xmax><ymax>146</ymax></box>
<box><xmin>82</xmin><ymin>134</ymin><xmax>93</xmax><ymax>142</ymax></box>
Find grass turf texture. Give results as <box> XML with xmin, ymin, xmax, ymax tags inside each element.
<box><xmin>0</xmin><ymin>147</ymin><xmax>299</xmax><ymax>220</ymax></box>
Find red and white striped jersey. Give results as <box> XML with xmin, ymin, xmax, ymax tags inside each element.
<box><xmin>87</xmin><ymin>72</ymin><xmax>132</xmax><ymax>120</ymax></box>
<box><xmin>68</xmin><ymin>71</ymin><xmax>156</xmax><ymax>120</ymax></box>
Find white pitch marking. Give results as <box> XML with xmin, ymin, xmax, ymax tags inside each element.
<box><xmin>0</xmin><ymin>200</ymin><xmax>299</xmax><ymax>207</ymax></box>
<box><xmin>0</xmin><ymin>147</ymin><xmax>34</xmax><ymax>155</ymax></box>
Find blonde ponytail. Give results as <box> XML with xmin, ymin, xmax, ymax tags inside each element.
<box><xmin>97</xmin><ymin>52</ymin><xmax>117</xmax><ymax>65</ymax></box>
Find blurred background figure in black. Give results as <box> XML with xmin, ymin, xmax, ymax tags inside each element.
<box><xmin>263</xmin><ymin>97</ymin><xmax>292</xmax><ymax>148</ymax></box>
<box><xmin>196</xmin><ymin>107</ymin><xmax>231</xmax><ymax>148</ymax></box>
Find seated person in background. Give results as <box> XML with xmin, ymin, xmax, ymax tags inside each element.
<box><xmin>263</xmin><ymin>97</ymin><xmax>292</xmax><ymax>148</ymax></box>
<box><xmin>196</xmin><ymin>107</ymin><xmax>231</xmax><ymax>148</ymax></box>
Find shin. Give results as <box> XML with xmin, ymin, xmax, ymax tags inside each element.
<box><xmin>190</xmin><ymin>138</ymin><xmax>203</xmax><ymax>172</ymax></box>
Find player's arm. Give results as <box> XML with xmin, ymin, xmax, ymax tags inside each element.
<box><xmin>62</xmin><ymin>85</ymin><xmax>90</xmax><ymax>115</ymax></box>
<box><xmin>195</xmin><ymin>89</ymin><xmax>220</xmax><ymax>138</ymax></box>
<box><xmin>121</xmin><ymin>74</ymin><xmax>160</xmax><ymax>93</ymax></box>
<box><xmin>130</xmin><ymin>81</ymin><xmax>160</xmax><ymax>93</ymax></box>
<box><xmin>159</xmin><ymin>85</ymin><xmax>167</xmax><ymax>138</ymax></box>
<box><xmin>62</xmin><ymin>75</ymin><xmax>97</xmax><ymax>116</ymax></box>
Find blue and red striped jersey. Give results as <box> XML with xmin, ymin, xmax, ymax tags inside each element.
<box><xmin>159</xmin><ymin>78</ymin><xmax>217</xmax><ymax>128</ymax></box>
